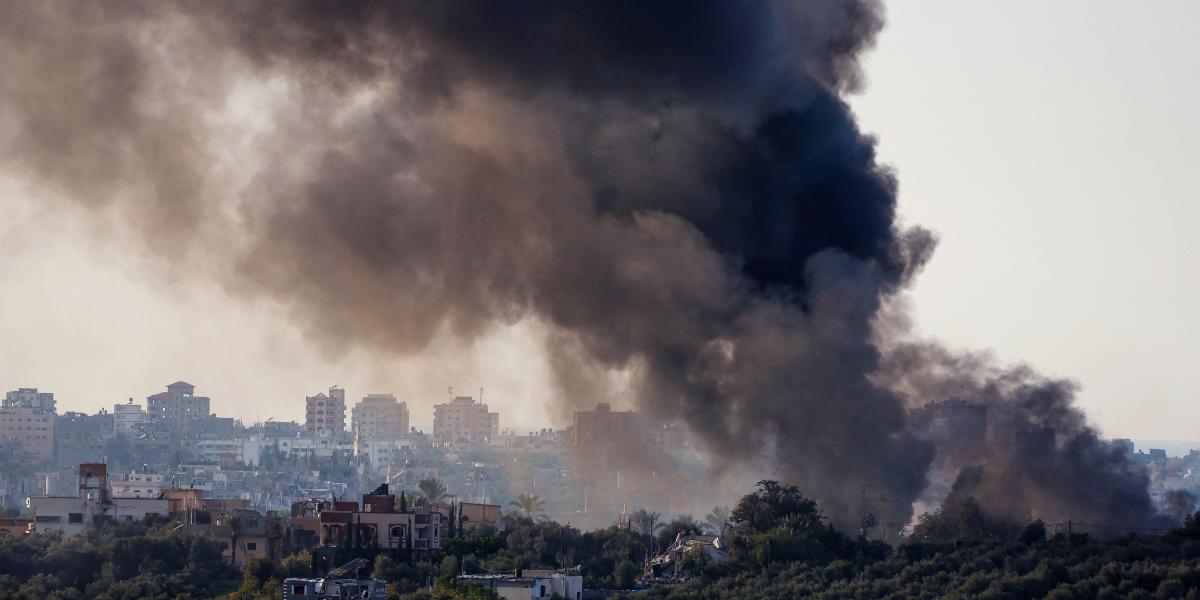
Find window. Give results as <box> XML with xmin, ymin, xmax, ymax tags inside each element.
<box><xmin>246</xmin><ymin>542</ymin><xmax>257</xmax><ymax>550</ymax></box>
<box><xmin>68</xmin><ymin>513</ymin><xmax>83</xmax><ymax>524</ymax></box>
<box><xmin>291</xmin><ymin>584</ymin><xmax>307</xmax><ymax>595</ymax></box>
<box><xmin>35</xmin><ymin>515</ymin><xmax>61</xmax><ymax>523</ymax></box>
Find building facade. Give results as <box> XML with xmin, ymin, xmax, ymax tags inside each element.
<box><xmin>0</xmin><ymin>406</ymin><xmax>55</xmax><ymax>465</ymax></box>
<box><xmin>571</xmin><ymin>403</ymin><xmax>640</xmax><ymax>448</ymax></box>
<box><xmin>147</xmin><ymin>381</ymin><xmax>211</xmax><ymax>434</ymax></box>
<box><xmin>432</xmin><ymin>396</ymin><xmax>499</xmax><ymax>443</ymax></box>
<box><xmin>113</xmin><ymin>399</ymin><xmax>149</xmax><ymax>436</ymax></box>
<box><xmin>305</xmin><ymin>387</ymin><xmax>346</xmax><ymax>437</ymax></box>
<box><xmin>351</xmin><ymin>393</ymin><xmax>410</xmax><ymax>442</ymax></box>
<box><xmin>54</xmin><ymin>411</ymin><xmax>114</xmax><ymax>467</ymax></box>
<box><xmin>3</xmin><ymin>388</ymin><xmax>56</xmax><ymax>413</ymax></box>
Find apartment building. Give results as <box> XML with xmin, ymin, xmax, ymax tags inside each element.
<box><xmin>3</xmin><ymin>388</ymin><xmax>56</xmax><ymax>413</ymax></box>
<box><xmin>432</xmin><ymin>396</ymin><xmax>499</xmax><ymax>443</ymax></box>
<box><xmin>113</xmin><ymin>399</ymin><xmax>149</xmax><ymax>435</ymax></box>
<box><xmin>0</xmin><ymin>406</ymin><xmax>55</xmax><ymax>464</ymax></box>
<box><xmin>305</xmin><ymin>387</ymin><xmax>346</xmax><ymax>437</ymax></box>
<box><xmin>352</xmin><ymin>393</ymin><xmax>410</xmax><ymax>442</ymax></box>
<box><xmin>146</xmin><ymin>381</ymin><xmax>211</xmax><ymax>433</ymax></box>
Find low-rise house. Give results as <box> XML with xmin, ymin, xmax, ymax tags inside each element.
<box><xmin>455</xmin><ymin>571</ymin><xmax>583</xmax><ymax>600</ymax></box>
<box><xmin>455</xmin><ymin>502</ymin><xmax>503</xmax><ymax>531</ymax></box>
<box><xmin>111</xmin><ymin>472</ymin><xmax>165</xmax><ymax>498</ymax></box>
<box><xmin>0</xmin><ymin>516</ymin><xmax>32</xmax><ymax>536</ymax></box>
<box><xmin>288</xmin><ymin>485</ymin><xmax>442</xmax><ymax>552</ymax></box>
<box><xmin>27</xmin><ymin>464</ymin><xmax>167</xmax><ymax>536</ymax></box>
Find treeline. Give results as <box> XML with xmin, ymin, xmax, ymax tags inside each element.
<box><xmin>6</xmin><ymin>482</ymin><xmax>1200</xmax><ymax>599</ymax></box>
<box><xmin>0</xmin><ymin>516</ymin><xmax>238</xmax><ymax>599</ymax></box>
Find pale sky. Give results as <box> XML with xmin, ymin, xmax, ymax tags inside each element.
<box><xmin>0</xmin><ymin>2</ymin><xmax>1196</xmax><ymax>439</ymax></box>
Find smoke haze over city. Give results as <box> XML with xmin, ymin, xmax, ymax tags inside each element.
<box><xmin>2</xmin><ymin>1</ymin><xmax>1199</xmax><ymax>533</ymax></box>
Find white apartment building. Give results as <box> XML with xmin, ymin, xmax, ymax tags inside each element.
<box><xmin>113</xmin><ymin>399</ymin><xmax>149</xmax><ymax>435</ymax></box>
<box><xmin>277</xmin><ymin>430</ymin><xmax>351</xmax><ymax>458</ymax></box>
<box><xmin>356</xmin><ymin>437</ymin><xmax>417</xmax><ymax>474</ymax></box>
<box><xmin>110</xmin><ymin>472</ymin><xmax>165</xmax><ymax>498</ymax></box>
<box><xmin>198</xmin><ymin>438</ymin><xmax>265</xmax><ymax>466</ymax></box>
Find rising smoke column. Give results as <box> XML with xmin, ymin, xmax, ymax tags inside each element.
<box><xmin>0</xmin><ymin>1</ymin><xmax>1178</xmax><ymax>529</ymax></box>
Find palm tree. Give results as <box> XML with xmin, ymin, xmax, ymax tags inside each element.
<box><xmin>630</xmin><ymin>509</ymin><xmax>663</xmax><ymax>536</ymax></box>
<box><xmin>509</xmin><ymin>492</ymin><xmax>547</xmax><ymax>519</ymax></box>
<box><xmin>704</xmin><ymin>505</ymin><xmax>731</xmax><ymax>536</ymax></box>
<box><xmin>630</xmin><ymin>509</ymin><xmax>663</xmax><ymax>556</ymax></box>
<box><xmin>418</xmin><ymin>478</ymin><xmax>447</xmax><ymax>505</ymax></box>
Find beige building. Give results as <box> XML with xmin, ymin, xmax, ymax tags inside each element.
<box><xmin>305</xmin><ymin>387</ymin><xmax>346</xmax><ymax>437</ymax></box>
<box><xmin>352</xmin><ymin>393</ymin><xmax>410</xmax><ymax>442</ymax></box>
<box><xmin>433</xmin><ymin>396</ymin><xmax>499</xmax><ymax>443</ymax></box>
<box><xmin>0</xmin><ymin>405</ymin><xmax>55</xmax><ymax>465</ymax></box>
<box><xmin>4</xmin><ymin>388</ymin><xmax>56</xmax><ymax>413</ymax></box>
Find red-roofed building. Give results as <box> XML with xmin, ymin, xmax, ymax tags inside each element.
<box><xmin>146</xmin><ymin>382</ymin><xmax>210</xmax><ymax>433</ymax></box>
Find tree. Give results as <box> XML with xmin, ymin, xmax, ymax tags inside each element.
<box><xmin>630</xmin><ymin>509</ymin><xmax>664</xmax><ymax>556</ymax></box>
<box><xmin>630</xmin><ymin>509</ymin><xmax>663</xmax><ymax>537</ymax></box>
<box><xmin>613</xmin><ymin>560</ymin><xmax>638</xmax><ymax>589</ymax></box>
<box><xmin>731</xmin><ymin>480</ymin><xmax>822</xmax><ymax>534</ymax></box>
<box><xmin>418</xmin><ymin>478</ymin><xmax>448</xmax><ymax>505</ymax></box>
<box><xmin>509</xmin><ymin>493</ymin><xmax>547</xmax><ymax>520</ymax></box>
<box><xmin>704</xmin><ymin>505</ymin><xmax>731</xmax><ymax>535</ymax></box>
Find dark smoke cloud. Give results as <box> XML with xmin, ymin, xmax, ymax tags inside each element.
<box><xmin>0</xmin><ymin>0</ymin><xmax>1178</xmax><ymax>530</ymax></box>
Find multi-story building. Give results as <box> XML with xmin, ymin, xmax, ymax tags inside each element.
<box><xmin>305</xmin><ymin>387</ymin><xmax>346</xmax><ymax>437</ymax></box>
<box><xmin>147</xmin><ymin>381</ymin><xmax>211</xmax><ymax>434</ymax></box>
<box><xmin>3</xmin><ymin>388</ymin><xmax>56</xmax><ymax>413</ymax></box>
<box><xmin>571</xmin><ymin>403</ymin><xmax>640</xmax><ymax>448</ymax></box>
<box><xmin>3</xmin><ymin>388</ymin><xmax>55</xmax><ymax>412</ymax></box>
<box><xmin>352</xmin><ymin>393</ymin><xmax>410</xmax><ymax>442</ymax></box>
<box><xmin>110</xmin><ymin>472</ymin><xmax>165</xmax><ymax>498</ymax></box>
<box><xmin>289</xmin><ymin>485</ymin><xmax>442</xmax><ymax>552</ymax></box>
<box><xmin>27</xmin><ymin>464</ymin><xmax>167</xmax><ymax>537</ymax></box>
<box><xmin>197</xmin><ymin>437</ymin><xmax>265</xmax><ymax>466</ymax></box>
<box><xmin>113</xmin><ymin>399</ymin><xmax>149</xmax><ymax>436</ymax></box>
<box><xmin>571</xmin><ymin>403</ymin><xmax>686</xmax><ymax>451</ymax></box>
<box><xmin>0</xmin><ymin>406</ymin><xmax>55</xmax><ymax>465</ymax></box>
<box><xmin>54</xmin><ymin>411</ymin><xmax>114</xmax><ymax>467</ymax></box>
<box><xmin>432</xmin><ymin>396</ymin><xmax>499</xmax><ymax>443</ymax></box>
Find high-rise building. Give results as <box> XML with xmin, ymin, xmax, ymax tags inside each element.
<box><xmin>352</xmin><ymin>393</ymin><xmax>410</xmax><ymax>442</ymax></box>
<box><xmin>432</xmin><ymin>396</ymin><xmax>499</xmax><ymax>443</ymax></box>
<box><xmin>0</xmin><ymin>406</ymin><xmax>55</xmax><ymax>464</ymax></box>
<box><xmin>305</xmin><ymin>387</ymin><xmax>346</xmax><ymax>437</ymax></box>
<box><xmin>4</xmin><ymin>388</ymin><xmax>56</xmax><ymax>413</ymax></box>
<box><xmin>54</xmin><ymin>411</ymin><xmax>114</xmax><ymax>468</ymax></box>
<box><xmin>113</xmin><ymin>399</ymin><xmax>149</xmax><ymax>436</ymax></box>
<box><xmin>146</xmin><ymin>381</ymin><xmax>211</xmax><ymax>434</ymax></box>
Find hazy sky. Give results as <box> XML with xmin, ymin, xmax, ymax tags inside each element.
<box><xmin>1</xmin><ymin>2</ymin><xmax>1196</xmax><ymax>438</ymax></box>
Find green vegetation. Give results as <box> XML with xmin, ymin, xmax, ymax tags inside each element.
<box><xmin>6</xmin><ymin>481</ymin><xmax>1200</xmax><ymax>599</ymax></box>
<box><xmin>0</xmin><ymin>516</ymin><xmax>236</xmax><ymax>599</ymax></box>
<box><xmin>508</xmin><ymin>492</ymin><xmax>546</xmax><ymax>520</ymax></box>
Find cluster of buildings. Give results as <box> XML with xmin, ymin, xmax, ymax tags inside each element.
<box><xmin>2</xmin><ymin>380</ymin><xmax>693</xmax><ymax>525</ymax></box>
<box><xmin>10</xmin><ymin>463</ymin><xmax>494</xmax><ymax>571</ymax></box>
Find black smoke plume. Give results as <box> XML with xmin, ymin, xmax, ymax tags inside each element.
<box><xmin>0</xmin><ymin>1</ymin><xmax>1182</xmax><ymax>529</ymax></box>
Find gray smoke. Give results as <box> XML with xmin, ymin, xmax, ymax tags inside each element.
<box><xmin>0</xmin><ymin>1</ymin><xmax>1180</xmax><ymax>530</ymax></box>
